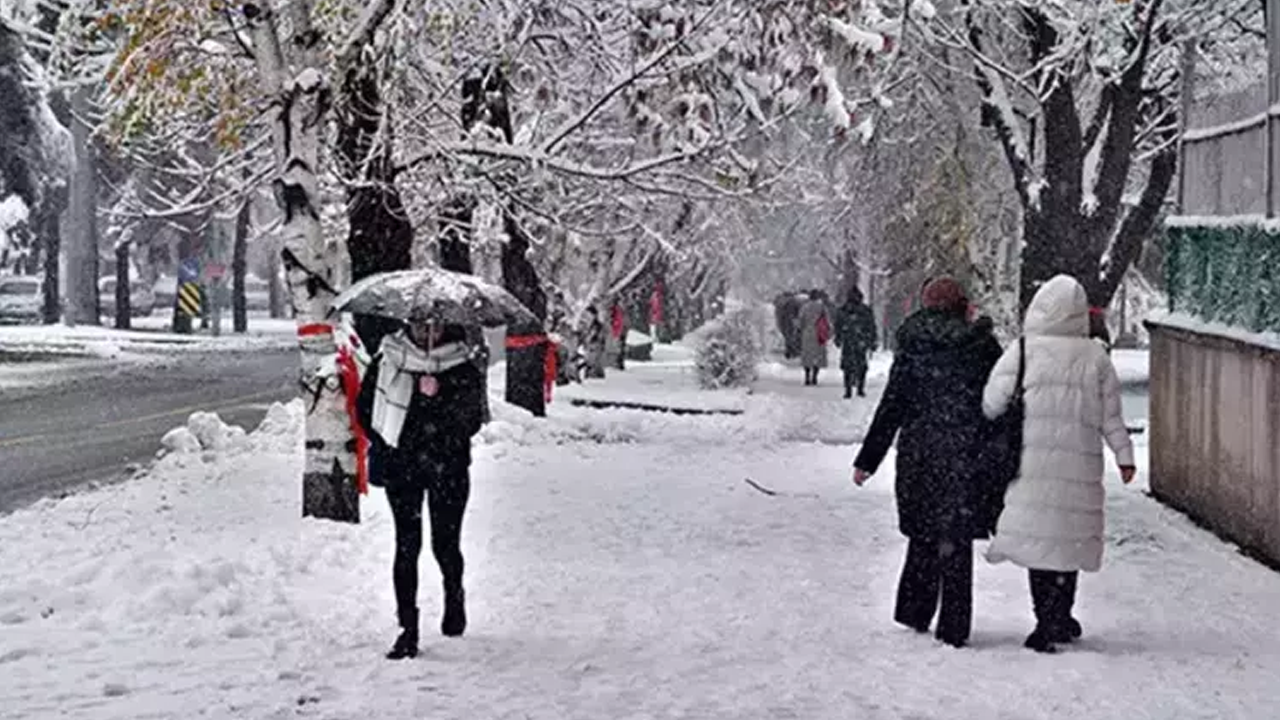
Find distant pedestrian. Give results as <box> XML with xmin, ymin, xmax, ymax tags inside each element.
<box><xmin>835</xmin><ymin>287</ymin><xmax>877</xmax><ymax>398</ymax></box>
<box><xmin>851</xmin><ymin>276</ymin><xmax>1003</xmax><ymax>648</ymax></box>
<box><xmin>798</xmin><ymin>290</ymin><xmax>831</xmax><ymax>386</ymax></box>
<box><xmin>356</xmin><ymin>317</ymin><xmax>487</xmax><ymax>660</ymax></box>
<box><xmin>982</xmin><ymin>274</ymin><xmax>1135</xmax><ymax>654</ymax></box>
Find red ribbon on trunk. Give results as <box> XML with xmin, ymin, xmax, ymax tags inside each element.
<box><xmin>505</xmin><ymin>334</ymin><xmax>558</xmax><ymax>404</ymax></box>
<box><xmin>337</xmin><ymin>345</ymin><xmax>370</xmax><ymax>495</ymax></box>
<box><xmin>610</xmin><ymin>305</ymin><xmax>624</xmax><ymax>339</ymax></box>
<box><xmin>293</xmin><ymin>322</ymin><xmax>369</xmax><ymax>494</ymax></box>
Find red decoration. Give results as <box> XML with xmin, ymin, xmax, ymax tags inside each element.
<box><xmin>336</xmin><ymin>345</ymin><xmax>369</xmax><ymax>496</ymax></box>
<box><xmin>611</xmin><ymin>305</ymin><xmax>625</xmax><ymax>339</ymax></box>
<box><xmin>649</xmin><ymin>281</ymin><xmax>664</xmax><ymax>325</ymax></box>
<box><xmin>505</xmin><ymin>333</ymin><xmax>558</xmax><ymax>404</ymax></box>
<box><xmin>544</xmin><ymin>341</ymin><xmax>558</xmax><ymax>404</ymax></box>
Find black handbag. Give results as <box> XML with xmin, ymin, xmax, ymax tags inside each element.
<box><xmin>982</xmin><ymin>337</ymin><xmax>1026</xmax><ymax>533</ymax></box>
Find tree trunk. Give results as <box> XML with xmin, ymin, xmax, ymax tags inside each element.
<box><xmin>245</xmin><ymin>1</ymin><xmax>357</xmax><ymax>524</ymax></box>
<box><xmin>114</xmin><ymin>242</ymin><xmax>130</xmax><ymax>329</ymax></box>
<box><xmin>233</xmin><ymin>196</ymin><xmax>249</xmax><ymax>333</ymax></box>
<box><xmin>502</xmin><ymin>212</ymin><xmax>548</xmax><ymax>417</ymax></box>
<box><xmin>62</xmin><ymin>88</ymin><xmax>98</xmax><ymax>326</ymax></box>
<box><xmin>268</xmin><ymin>246</ymin><xmax>285</xmax><ymax>318</ymax></box>
<box><xmin>39</xmin><ymin>207</ymin><xmax>60</xmax><ymax>323</ymax></box>
<box><xmin>338</xmin><ymin>54</ymin><xmax>413</xmax><ymax>353</ymax></box>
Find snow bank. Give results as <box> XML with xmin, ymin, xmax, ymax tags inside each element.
<box><xmin>0</xmin><ymin>319</ymin><xmax>298</xmax><ymax>360</ymax></box>
<box><xmin>160</xmin><ymin>412</ymin><xmax>248</xmax><ymax>457</ymax></box>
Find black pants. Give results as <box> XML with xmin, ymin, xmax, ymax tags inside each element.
<box><xmin>843</xmin><ymin>364</ymin><xmax>867</xmax><ymax>397</ymax></box>
<box><xmin>1029</xmin><ymin>569</ymin><xmax>1078</xmax><ymax>632</ymax></box>
<box><xmin>894</xmin><ymin>538</ymin><xmax>973</xmax><ymax>644</ymax></box>
<box><xmin>804</xmin><ymin>368</ymin><xmax>821</xmax><ymax>386</ymax></box>
<box><xmin>386</xmin><ymin>468</ymin><xmax>470</xmax><ymax>629</ymax></box>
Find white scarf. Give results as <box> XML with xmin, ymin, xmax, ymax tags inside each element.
<box><xmin>372</xmin><ymin>331</ymin><xmax>474</xmax><ymax>448</ymax></box>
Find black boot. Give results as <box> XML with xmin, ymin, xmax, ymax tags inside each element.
<box><xmin>442</xmin><ymin>587</ymin><xmax>467</xmax><ymax>638</ymax></box>
<box><xmin>387</xmin><ymin>607</ymin><xmax>419</xmax><ymax>660</ymax></box>
<box><xmin>1050</xmin><ymin>617</ymin><xmax>1083</xmax><ymax>643</ymax></box>
<box><xmin>1024</xmin><ymin>628</ymin><xmax>1058</xmax><ymax>654</ymax></box>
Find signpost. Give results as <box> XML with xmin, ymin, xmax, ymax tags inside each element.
<box><xmin>173</xmin><ymin>257</ymin><xmax>202</xmax><ymax>334</ymax></box>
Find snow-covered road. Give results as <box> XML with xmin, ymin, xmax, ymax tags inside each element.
<box><xmin>1</xmin><ymin>347</ymin><xmax>1277</xmax><ymax>720</ymax></box>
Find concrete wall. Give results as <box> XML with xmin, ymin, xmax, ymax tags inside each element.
<box><xmin>1148</xmin><ymin>321</ymin><xmax>1280</xmax><ymax>566</ymax></box>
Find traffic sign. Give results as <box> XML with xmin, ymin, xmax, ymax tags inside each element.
<box><xmin>179</xmin><ymin>258</ymin><xmax>200</xmax><ymax>282</ymax></box>
<box><xmin>205</xmin><ymin>263</ymin><xmax>226</xmax><ymax>280</ymax></box>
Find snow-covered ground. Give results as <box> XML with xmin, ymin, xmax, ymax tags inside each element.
<box><xmin>2</xmin><ymin>346</ymin><xmax>1278</xmax><ymax>720</ymax></box>
<box><xmin>0</xmin><ymin>317</ymin><xmax>298</xmax><ymax>393</ymax></box>
<box><xmin>0</xmin><ymin>316</ymin><xmax>297</xmax><ymax>357</ymax></box>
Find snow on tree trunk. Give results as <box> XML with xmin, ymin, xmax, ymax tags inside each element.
<box><xmin>244</xmin><ymin>2</ymin><xmax>357</xmax><ymax>524</ymax></box>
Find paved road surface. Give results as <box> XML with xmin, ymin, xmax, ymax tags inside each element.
<box><xmin>0</xmin><ymin>349</ymin><xmax>299</xmax><ymax>513</ymax></box>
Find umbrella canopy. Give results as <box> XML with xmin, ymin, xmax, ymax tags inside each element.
<box><xmin>329</xmin><ymin>268</ymin><xmax>538</xmax><ymax>328</ymax></box>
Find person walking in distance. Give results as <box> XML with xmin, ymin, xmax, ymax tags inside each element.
<box><xmin>356</xmin><ymin>315</ymin><xmax>487</xmax><ymax>660</ymax></box>
<box><xmin>982</xmin><ymin>274</ymin><xmax>1136</xmax><ymax>654</ymax></box>
<box><xmin>835</xmin><ymin>286</ymin><xmax>877</xmax><ymax>398</ymax></box>
<box><xmin>798</xmin><ymin>290</ymin><xmax>831</xmax><ymax>386</ymax></box>
<box><xmin>851</xmin><ymin>277</ymin><xmax>1003</xmax><ymax>648</ymax></box>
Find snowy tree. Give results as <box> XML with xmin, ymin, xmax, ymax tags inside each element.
<box><xmin>920</xmin><ymin>0</ymin><xmax>1264</xmax><ymax>309</ymax></box>
<box><xmin>0</xmin><ymin>9</ymin><xmax>71</xmax><ymax>322</ymax></box>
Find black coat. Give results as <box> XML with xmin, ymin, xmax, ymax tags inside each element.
<box><xmin>835</xmin><ymin>301</ymin><xmax>877</xmax><ymax>371</ymax></box>
<box><xmin>853</xmin><ymin>309</ymin><xmax>1003</xmax><ymax>540</ymax></box>
<box><xmin>355</xmin><ymin>355</ymin><xmax>486</xmax><ymax>489</ymax></box>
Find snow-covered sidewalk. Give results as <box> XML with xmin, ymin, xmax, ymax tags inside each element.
<box><xmin>2</xmin><ymin>350</ymin><xmax>1278</xmax><ymax>720</ymax></box>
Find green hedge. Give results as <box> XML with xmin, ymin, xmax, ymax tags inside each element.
<box><xmin>1167</xmin><ymin>224</ymin><xmax>1280</xmax><ymax>332</ymax></box>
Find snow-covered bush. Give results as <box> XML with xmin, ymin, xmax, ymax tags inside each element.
<box><xmin>690</xmin><ymin>302</ymin><xmax>769</xmax><ymax>389</ymax></box>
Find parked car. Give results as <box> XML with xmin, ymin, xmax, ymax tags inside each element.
<box><xmin>243</xmin><ymin>273</ymin><xmax>271</xmax><ymax>312</ymax></box>
<box><xmin>98</xmin><ymin>276</ymin><xmax>156</xmax><ymax>317</ymax></box>
<box><xmin>153</xmin><ymin>274</ymin><xmax>177</xmax><ymax>311</ymax></box>
<box><xmin>0</xmin><ymin>275</ymin><xmax>43</xmax><ymax>324</ymax></box>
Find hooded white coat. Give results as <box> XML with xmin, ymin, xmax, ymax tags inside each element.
<box><xmin>982</xmin><ymin>275</ymin><xmax>1134</xmax><ymax>572</ymax></box>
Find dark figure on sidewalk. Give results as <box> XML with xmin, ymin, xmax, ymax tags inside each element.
<box><xmin>773</xmin><ymin>292</ymin><xmax>804</xmax><ymax>359</ymax></box>
<box><xmin>798</xmin><ymin>290</ymin><xmax>831</xmax><ymax>386</ymax></box>
<box><xmin>835</xmin><ymin>287</ymin><xmax>877</xmax><ymax>398</ymax></box>
<box><xmin>356</xmin><ymin>317</ymin><xmax>487</xmax><ymax>660</ymax></box>
<box><xmin>851</xmin><ymin>277</ymin><xmax>1003</xmax><ymax>648</ymax></box>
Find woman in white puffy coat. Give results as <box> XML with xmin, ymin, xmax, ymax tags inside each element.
<box><xmin>982</xmin><ymin>274</ymin><xmax>1136</xmax><ymax>653</ymax></box>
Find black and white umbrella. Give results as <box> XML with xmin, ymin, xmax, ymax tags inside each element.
<box><xmin>329</xmin><ymin>268</ymin><xmax>537</xmax><ymax>328</ymax></box>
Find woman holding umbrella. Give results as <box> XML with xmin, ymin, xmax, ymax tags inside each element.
<box><xmin>334</xmin><ymin>266</ymin><xmax>537</xmax><ymax>659</ymax></box>
<box><xmin>356</xmin><ymin>311</ymin><xmax>487</xmax><ymax>660</ymax></box>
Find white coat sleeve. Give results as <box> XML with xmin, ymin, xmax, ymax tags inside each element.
<box><xmin>982</xmin><ymin>343</ymin><xmax>1019</xmax><ymax>420</ymax></box>
<box><xmin>1099</xmin><ymin>354</ymin><xmax>1135</xmax><ymax>468</ymax></box>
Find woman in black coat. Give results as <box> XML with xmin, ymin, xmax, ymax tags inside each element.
<box><xmin>356</xmin><ymin>319</ymin><xmax>487</xmax><ymax>660</ymax></box>
<box><xmin>851</xmin><ymin>277</ymin><xmax>1002</xmax><ymax>647</ymax></box>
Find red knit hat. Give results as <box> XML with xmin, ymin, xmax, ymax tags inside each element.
<box><xmin>920</xmin><ymin>276</ymin><xmax>967</xmax><ymax>313</ymax></box>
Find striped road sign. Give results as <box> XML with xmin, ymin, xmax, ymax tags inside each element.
<box><xmin>178</xmin><ymin>282</ymin><xmax>202</xmax><ymax>318</ymax></box>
